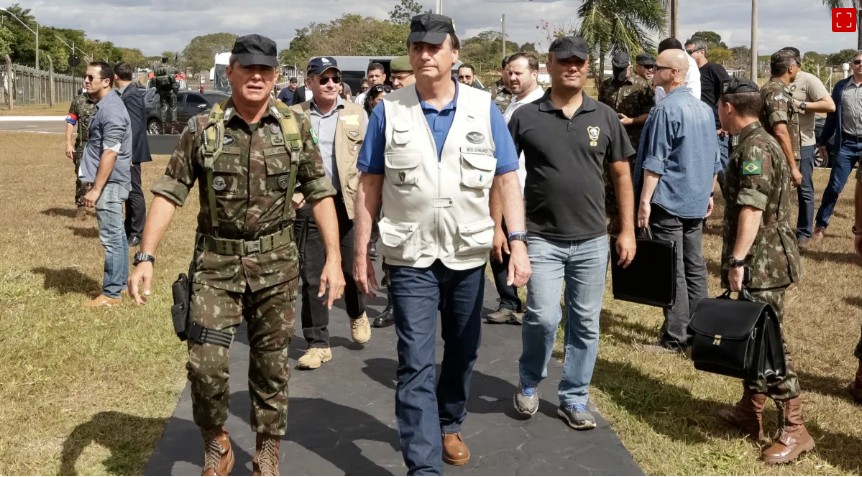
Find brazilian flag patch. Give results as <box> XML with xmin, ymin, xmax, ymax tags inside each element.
<box><xmin>310</xmin><ymin>127</ymin><xmax>319</xmax><ymax>145</ymax></box>
<box><xmin>742</xmin><ymin>160</ymin><xmax>762</xmax><ymax>175</ymax></box>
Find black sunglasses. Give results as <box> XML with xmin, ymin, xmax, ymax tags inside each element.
<box><xmin>853</xmin><ymin>59</ymin><xmax>862</xmax><ymax>65</ymax></box>
<box><xmin>685</xmin><ymin>48</ymin><xmax>703</xmax><ymax>55</ymax></box>
<box><xmin>84</xmin><ymin>74</ymin><xmax>103</xmax><ymax>82</ymax></box>
<box><xmin>721</xmin><ymin>79</ymin><xmax>759</xmax><ymax>95</ymax></box>
<box><xmin>654</xmin><ymin>64</ymin><xmax>675</xmax><ymax>71</ymax></box>
<box><xmin>318</xmin><ymin>76</ymin><xmax>342</xmax><ymax>85</ymax></box>
<box><xmin>370</xmin><ymin>85</ymin><xmax>392</xmax><ymax>94</ymax></box>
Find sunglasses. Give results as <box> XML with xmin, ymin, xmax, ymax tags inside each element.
<box><xmin>457</xmin><ymin>75</ymin><xmax>473</xmax><ymax>79</ymax></box>
<box><xmin>370</xmin><ymin>85</ymin><xmax>392</xmax><ymax>94</ymax></box>
<box><xmin>853</xmin><ymin>59</ymin><xmax>862</xmax><ymax>65</ymax></box>
<box><xmin>318</xmin><ymin>76</ymin><xmax>342</xmax><ymax>85</ymax></box>
<box><xmin>654</xmin><ymin>65</ymin><xmax>675</xmax><ymax>71</ymax></box>
<box><xmin>721</xmin><ymin>79</ymin><xmax>759</xmax><ymax>95</ymax></box>
<box><xmin>685</xmin><ymin>48</ymin><xmax>703</xmax><ymax>55</ymax></box>
<box><xmin>84</xmin><ymin>74</ymin><xmax>103</xmax><ymax>82</ymax></box>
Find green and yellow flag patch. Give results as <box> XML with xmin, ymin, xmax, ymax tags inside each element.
<box><xmin>742</xmin><ymin>160</ymin><xmax>762</xmax><ymax>175</ymax></box>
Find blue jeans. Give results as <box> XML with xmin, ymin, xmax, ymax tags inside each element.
<box><xmin>518</xmin><ymin>234</ymin><xmax>608</xmax><ymax>407</ymax></box>
<box><xmin>390</xmin><ymin>261</ymin><xmax>484</xmax><ymax>476</ymax></box>
<box><xmin>96</xmin><ymin>182</ymin><xmax>129</xmax><ymax>298</ymax></box>
<box><xmin>816</xmin><ymin>139</ymin><xmax>862</xmax><ymax>229</ymax></box>
<box><xmin>796</xmin><ymin>145</ymin><xmax>816</xmax><ymax>239</ymax></box>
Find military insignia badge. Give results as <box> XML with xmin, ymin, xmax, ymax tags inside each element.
<box><xmin>278</xmin><ymin>175</ymin><xmax>291</xmax><ymax>189</ymax></box>
<box><xmin>466</xmin><ymin>132</ymin><xmax>485</xmax><ymax>144</ymax></box>
<box><xmin>222</xmin><ymin>135</ymin><xmax>235</xmax><ymax>146</ymax></box>
<box><xmin>742</xmin><ymin>160</ymin><xmax>762</xmax><ymax>175</ymax></box>
<box><xmin>587</xmin><ymin>126</ymin><xmax>600</xmax><ymax>147</ymax></box>
<box><xmin>270</xmin><ymin>124</ymin><xmax>281</xmax><ymax>135</ymax></box>
<box><xmin>212</xmin><ymin>176</ymin><xmax>227</xmax><ymax>191</ymax></box>
<box><xmin>311</xmin><ymin>127</ymin><xmax>319</xmax><ymax>145</ymax></box>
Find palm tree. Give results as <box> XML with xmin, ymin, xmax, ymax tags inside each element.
<box><xmin>577</xmin><ymin>0</ymin><xmax>667</xmax><ymax>96</ymax></box>
<box><xmin>824</xmin><ymin>0</ymin><xmax>862</xmax><ymax>49</ymax></box>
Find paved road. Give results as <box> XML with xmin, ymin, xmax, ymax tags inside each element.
<box><xmin>145</xmin><ymin>261</ymin><xmax>642</xmax><ymax>476</ymax></box>
<box><xmin>0</xmin><ymin>117</ymin><xmax>180</xmax><ymax>154</ymax></box>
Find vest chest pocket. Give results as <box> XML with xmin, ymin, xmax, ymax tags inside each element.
<box><xmin>385</xmin><ymin>153</ymin><xmax>422</xmax><ymax>188</ymax></box>
<box><xmin>210</xmin><ymin>153</ymin><xmax>243</xmax><ymax>195</ymax></box>
<box><xmin>264</xmin><ymin>148</ymin><xmax>294</xmax><ymax>193</ymax></box>
<box><xmin>378</xmin><ymin>217</ymin><xmax>421</xmax><ymax>262</ymax></box>
<box><xmin>457</xmin><ymin>217</ymin><xmax>495</xmax><ymax>256</ymax></box>
<box><xmin>460</xmin><ymin>153</ymin><xmax>496</xmax><ymax>189</ymax></box>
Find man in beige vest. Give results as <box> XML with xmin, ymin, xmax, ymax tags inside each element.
<box><xmin>291</xmin><ymin>56</ymin><xmax>371</xmax><ymax>370</ymax></box>
<box><xmin>354</xmin><ymin>13</ymin><xmax>530</xmax><ymax>474</ymax></box>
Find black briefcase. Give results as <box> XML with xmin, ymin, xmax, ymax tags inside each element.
<box><xmin>610</xmin><ymin>228</ymin><xmax>676</xmax><ymax>307</ymax></box>
<box><xmin>688</xmin><ymin>289</ymin><xmax>787</xmax><ymax>381</ymax></box>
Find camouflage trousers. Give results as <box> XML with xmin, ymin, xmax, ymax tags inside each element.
<box><xmin>187</xmin><ymin>279</ymin><xmax>298</xmax><ymax>436</ymax></box>
<box><xmin>160</xmin><ymin>93</ymin><xmax>177</xmax><ymax>125</ymax></box>
<box><xmin>72</xmin><ymin>152</ymin><xmax>92</xmax><ymax>207</ymax></box>
<box><xmin>743</xmin><ymin>287</ymin><xmax>800</xmax><ymax>400</ymax></box>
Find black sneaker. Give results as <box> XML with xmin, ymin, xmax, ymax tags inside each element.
<box><xmin>486</xmin><ymin>307</ymin><xmax>516</xmax><ymax>324</ymax></box>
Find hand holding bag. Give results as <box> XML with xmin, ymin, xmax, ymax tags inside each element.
<box><xmin>688</xmin><ymin>289</ymin><xmax>787</xmax><ymax>381</ymax></box>
<box><xmin>610</xmin><ymin>227</ymin><xmax>676</xmax><ymax>307</ymax></box>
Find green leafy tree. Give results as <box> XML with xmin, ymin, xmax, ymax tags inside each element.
<box><xmin>0</xmin><ymin>25</ymin><xmax>15</xmax><ymax>58</ymax></box>
<box><xmin>0</xmin><ymin>3</ymin><xmax>38</xmax><ymax>67</ymax></box>
<box><xmin>117</xmin><ymin>47</ymin><xmax>147</xmax><ymax>69</ymax></box>
<box><xmin>577</xmin><ymin>0</ymin><xmax>666</xmax><ymax>95</ymax></box>
<box><xmin>823</xmin><ymin>0</ymin><xmax>862</xmax><ymax>49</ymax></box>
<box><xmin>460</xmin><ymin>30</ymin><xmax>518</xmax><ymax>76</ymax></box>
<box><xmin>388</xmin><ymin>0</ymin><xmax>429</xmax><ymax>25</ymax></box>
<box><xmin>181</xmin><ymin>32</ymin><xmax>237</xmax><ymax>74</ymax></box>
<box><xmin>688</xmin><ymin>30</ymin><xmax>727</xmax><ymax>49</ymax></box>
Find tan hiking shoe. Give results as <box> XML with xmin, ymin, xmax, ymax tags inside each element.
<box><xmin>83</xmin><ymin>294</ymin><xmax>122</xmax><ymax>307</ymax></box>
<box><xmin>811</xmin><ymin>226</ymin><xmax>826</xmax><ymax>243</ymax></box>
<box><xmin>350</xmin><ymin>312</ymin><xmax>371</xmax><ymax>344</ymax></box>
<box><xmin>252</xmin><ymin>433</ymin><xmax>281</xmax><ymax>476</ymax></box>
<box><xmin>718</xmin><ymin>387</ymin><xmax>768</xmax><ymax>443</ymax></box>
<box><xmin>762</xmin><ymin>397</ymin><xmax>815</xmax><ymax>465</ymax></box>
<box><xmin>201</xmin><ymin>428</ymin><xmax>234</xmax><ymax>476</ymax></box>
<box><xmin>297</xmin><ymin>347</ymin><xmax>332</xmax><ymax>369</ymax></box>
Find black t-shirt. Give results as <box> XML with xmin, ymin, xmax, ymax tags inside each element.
<box><xmin>509</xmin><ymin>90</ymin><xmax>635</xmax><ymax>241</ymax></box>
<box><xmin>699</xmin><ymin>62</ymin><xmax>731</xmax><ymax>128</ymax></box>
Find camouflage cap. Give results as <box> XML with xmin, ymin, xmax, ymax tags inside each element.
<box><xmin>390</xmin><ymin>56</ymin><xmax>412</xmax><ymax>73</ymax></box>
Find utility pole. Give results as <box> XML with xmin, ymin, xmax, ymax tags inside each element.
<box><xmin>669</xmin><ymin>0</ymin><xmax>678</xmax><ymax>38</ymax></box>
<box><xmin>502</xmin><ymin>14</ymin><xmax>507</xmax><ymax>59</ymax></box>
<box><xmin>435</xmin><ymin>0</ymin><xmax>442</xmax><ymax>14</ymax></box>
<box><xmin>750</xmin><ymin>0</ymin><xmax>758</xmax><ymax>82</ymax></box>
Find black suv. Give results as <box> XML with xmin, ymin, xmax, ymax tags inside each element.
<box><xmin>144</xmin><ymin>89</ymin><xmax>230</xmax><ymax>134</ymax></box>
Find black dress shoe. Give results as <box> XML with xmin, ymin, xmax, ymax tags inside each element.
<box><xmin>372</xmin><ymin>307</ymin><xmax>395</xmax><ymax>328</ymax></box>
<box><xmin>128</xmin><ymin>235</ymin><xmax>142</xmax><ymax>247</ymax></box>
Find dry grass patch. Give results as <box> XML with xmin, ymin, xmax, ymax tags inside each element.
<box><xmin>0</xmin><ymin>103</ymin><xmax>69</xmax><ymax>116</ymax></box>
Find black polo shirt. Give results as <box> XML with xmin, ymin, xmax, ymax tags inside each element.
<box><xmin>509</xmin><ymin>90</ymin><xmax>634</xmax><ymax>241</ymax></box>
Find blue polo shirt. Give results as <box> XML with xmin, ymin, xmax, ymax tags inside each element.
<box><xmin>358</xmin><ymin>79</ymin><xmax>519</xmax><ymax>175</ymax></box>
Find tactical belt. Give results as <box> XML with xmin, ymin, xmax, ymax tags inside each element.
<box><xmin>187</xmin><ymin>321</ymin><xmax>232</xmax><ymax>348</ymax></box>
<box><xmin>196</xmin><ymin>227</ymin><xmax>294</xmax><ymax>256</ymax></box>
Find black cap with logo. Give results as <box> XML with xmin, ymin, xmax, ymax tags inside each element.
<box><xmin>549</xmin><ymin>36</ymin><xmax>590</xmax><ymax>60</ymax></box>
<box><xmin>408</xmin><ymin>13</ymin><xmax>456</xmax><ymax>45</ymax></box>
<box><xmin>231</xmin><ymin>34</ymin><xmax>278</xmax><ymax>68</ymax></box>
<box><xmin>306</xmin><ymin>56</ymin><xmax>340</xmax><ymax>76</ymax></box>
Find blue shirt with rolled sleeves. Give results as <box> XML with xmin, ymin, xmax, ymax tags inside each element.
<box><xmin>358</xmin><ymin>80</ymin><xmax>519</xmax><ymax>176</ymax></box>
<box><xmin>79</xmin><ymin>90</ymin><xmax>133</xmax><ymax>190</ymax></box>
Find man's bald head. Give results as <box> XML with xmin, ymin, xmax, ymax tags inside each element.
<box><xmin>654</xmin><ymin>49</ymin><xmax>688</xmax><ymax>91</ymax></box>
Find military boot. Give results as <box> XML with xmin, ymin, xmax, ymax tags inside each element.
<box><xmin>848</xmin><ymin>359</ymin><xmax>862</xmax><ymax>403</ymax></box>
<box><xmin>718</xmin><ymin>387</ymin><xmax>768</xmax><ymax>443</ymax></box>
<box><xmin>252</xmin><ymin>433</ymin><xmax>281</xmax><ymax>476</ymax></box>
<box><xmin>762</xmin><ymin>397</ymin><xmax>815</xmax><ymax>464</ymax></box>
<box><xmin>200</xmin><ymin>427</ymin><xmax>234</xmax><ymax>476</ymax></box>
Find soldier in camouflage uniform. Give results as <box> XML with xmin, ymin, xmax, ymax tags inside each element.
<box><xmin>759</xmin><ymin>50</ymin><xmax>804</xmax><ymax>188</ymax></box>
<box><xmin>155</xmin><ymin>56</ymin><xmax>180</xmax><ymax>133</ymax></box>
<box><xmin>64</xmin><ymin>91</ymin><xmax>97</xmax><ymax>219</ymax></box>
<box><xmin>128</xmin><ymin>35</ymin><xmax>345</xmax><ymax>476</ymax></box>
<box><xmin>487</xmin><ymin>56</ymin><xmax>512</xmax><ymax>113</ymax></box>
<box><xmin>849</xmin><ymin>164</ymin><xmax>862</xmax><ymax>403</ymax></box>
<box><xmin>715</xmin><ymin>78</ymin><xmax>814</xmax><ymax>465</ymax></box>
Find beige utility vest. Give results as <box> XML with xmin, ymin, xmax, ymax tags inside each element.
<box><xmin>379</xmin><ymin>84</ymin><xmax>497</xmax><ymax>270</ymax></box>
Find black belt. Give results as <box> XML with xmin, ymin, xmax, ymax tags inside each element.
<box><xmin>196</xmin><ymin>227</ymin><xmax>294</xmax><ymax>256</ymax></box>
<box><xmin>843</xmin><ymin>133</ymin><xmax>862</xmax><ymax>142</ymax></box>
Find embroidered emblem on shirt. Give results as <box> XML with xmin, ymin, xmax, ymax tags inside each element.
<box><xmin>311</xmin><ymin>127</ymin><xmax>319</xmax><ymax>144</ymax></box>
<box><xmin>466</xmin><ymin>131</ymin><xmax>485</xmax><ymax>144</ymax></box>
<box><xmin>222</xmin><ymin>135</ymin><xmax>235</xmax><ymax>146</ymax></box>
<box><xmin>587</xmin><ymin>126</ymin><xmax>600</xmax><ymax>147</ymax></box>
<box><xmin>270</xmin><ymin>124</ymin><xmax>281</xmax><ymax>135</ymax></box>
<box><xmin>278</xmin><ymin>175</ymin><xmax>291</xmax><ymax>189</ymax></box>
<box><xmin>212</xmin><ymin>176</ymin><xmax>227</xmax><ymax>191</ymax></box>
<box><xmin>742</xmin><ymin>160</ymin><xmax>762</xmax><ymax>175</ymax></box>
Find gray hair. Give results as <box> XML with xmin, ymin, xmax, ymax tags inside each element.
<box><xmin>685</xmin><ymin>38</ymin><xmax>708</xmax><ymax>53</ymax></box>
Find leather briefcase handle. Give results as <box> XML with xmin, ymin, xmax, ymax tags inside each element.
<box><xmin>718</xmin><ymin>288</ymin><xmax>755</xmax><ymax>302</ymax></box>
<box><xmin>636</xmin><ymin>227</ymin><xmax>654</xmax><ymax>240</ymax></box>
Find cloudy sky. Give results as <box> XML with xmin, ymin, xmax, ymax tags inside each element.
<box><xmin>23</xmin><ymin>0</ymin><xmax>857</xmax><ymax>57</ymax></box>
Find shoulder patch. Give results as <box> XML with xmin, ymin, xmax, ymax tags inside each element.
<box><xmin>187</xmin><ymin>117</ymin><xmax>197</xmax><ymax>133</ymax></box>
<box><xmin>742</xmin><ymin>159</ymin><xmax>762</xmax><ymax>175</ymax></box>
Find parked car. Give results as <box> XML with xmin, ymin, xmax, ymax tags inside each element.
<box><xmin>813</xmin><ymin>115</ymin><xmax>836</xmax><ymax>168</ymax></box>
<box><xmin>144</xmin><ymin>89</ymin><xmax>230</xmax><ymax>134</ymax></box>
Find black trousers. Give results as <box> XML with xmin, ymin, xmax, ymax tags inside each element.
<box><xmin>124</xmin><ymin>163</ymin><xmax>146</xmax><ymax>238</ymax></box>
<box><xmin>489</xmin><ymin>218</ymin><xmax>523</xmax><ymax>312</ymax></box>
<box><xmin>294</xmin><ymin>196</ymin><xmax>366</xmax><ymax>348</ymax></box>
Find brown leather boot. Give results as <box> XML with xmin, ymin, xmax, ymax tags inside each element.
<box><xmin>718</xmin><ymin>387</ymin><xmax>768</xmax><ymax>443</ymax></box>
<box><xmin>762</xmin><ymin>397</ymin><xmax>815</xmax><ymax>464</ymax></box>
<box><xmin>252</xmin><ymin>433</ymin><xmax>281</xmax><ymax>476</ymax></box>
<box><xmin>442</xmin><ymin>432</ymin><xmax>470</xmax><ymax>466</ymax></box>
<box><xmin>200</xmin><ymin>428</ymin><xmax>234</xmax><ymax>476</ymax></box>
<box><xmin>848</xmin><ymin>360</ymin><xmax>862</xmax><ymax>403</ymax></box>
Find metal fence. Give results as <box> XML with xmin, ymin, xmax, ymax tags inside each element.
<box><xmin>1</xmin><ymin>63</ymin><xmax>80</xmax><ymax>108</ymax></box>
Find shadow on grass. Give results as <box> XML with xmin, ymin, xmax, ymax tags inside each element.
<box><xmin>67</xmin><ymin>225</ymin><xmax>99</xmax><ymax>239</ymax></box>
<box><xmin>600</xmin><ymin>310</ymin><xmax>656</xmax><ymax>346</ymax></box>
<box><xmin>803</xmin><ymin>249</ymin><xmax>861</xmax><ymax>265</ymax></box>
<box><xmin>844</xmin><ymin>296</ymin><xmax>862</xmax><ymax>311</ymax></box>
<box><xmin>797</xmin><ymin>370</ymin><xmax>857</xmax><ymax>404</ymax></box>
<box><xmin>41</xmin><ymin>207</ymin><xmax>78</xmax><ymax>218</ymax></box>
<box><xmin>59</xmin><ymin>411</ymin><xmax>170</xmax><ymax>475</ymax></box>
<box><xmin>32</xmin><ymin>267</ymin><xmax>99</xmax><ymax>295</ymax></box>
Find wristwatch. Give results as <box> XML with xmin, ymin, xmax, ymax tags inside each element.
<box><xmin>507</xmin><ymin>231</ymin><xmax>528</xmax><ymax>244</ymax></box>
<box><xmin>799</xmin><ymin>101</ymin><xmax>807</xmax><ymax>112</ymax></box>
<box><xmin>725</xmin><ymin>256</ymin><xmax>746</xmax><ymax>268</ymax></box>
<box><xmin>133</xmin><ymin>252</ymin><xmax>156</xmax><ymax>266</ymax></box>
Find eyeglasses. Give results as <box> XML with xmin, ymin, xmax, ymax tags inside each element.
<box><xmin>654</xmin><ymin>64</ymin><xmax>675</xmax><ymax>71</ymax></box>
<box><xmin>370</xmin><ymin>85</ymin><xmax>392</xmax><ymax>94</ymax></box>
<box><xmin>642</xmin><ymin>65</ymin><xmax>656</xmax><ymax>70</ymax></box>
<box><xmin>318</xmin><ymin>76</ymin><xmax>342</xmax><ymax>85</ymax></box>
<box><xmin>721</xmin><ymin>79</ymin><xmax>759</xmax><ymax>95</ymax></box>
<box><xmin>457</xmin><ymin>75</ymin><xmax>473</xmax><ymax>80</ymax></box>
<box><xmin>853</xmin><ymin>59</ymin><xmax>862</xmax><ymax>65</ymax></box>
<box><xmin>685</xmin><ymin>48</ymin><xmax>703</xmax><ymax>55</ymax></box>
<box><xmin>84</xmin><ymin>74</ymin><xmax>103</xmax><ymax>82</ymax></box>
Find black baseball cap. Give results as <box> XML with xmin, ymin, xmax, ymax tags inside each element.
<box><xmin>721</xmin><ymin>78</ymin><xmax>759</xmax><ymax>96</ymax></box>
<box><xmin>307</xmin><ymin>57</ymin><xmax>340</xmax><ymax>76</ymax></box>
<box><xmin>636</xmin><ymin>53</ymin><xmax>655</xmax><ymax>66</ymax></box>
<box><xmin>549</xmin><ymin>36</ymin><xmax>590</xmax><ymax>60</ymax></box>
<box><xmin>408</xmin><ymin>13</ymin><xmax>456</xmax><ymax>45</ymax></box>
<box><xmin>611</xmin><ymin>51</ymin><xmax>630</xmax><ymax>68</ymax></box>
<box><xmin>231</xmin><ymin>34</ymin><xmax>278</xmax><ymax>68</ymax></box>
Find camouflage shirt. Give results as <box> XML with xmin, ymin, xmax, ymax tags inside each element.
<box><xmin>721</xmin><ymin>121</ymin><xmax>801</xmax><ymax>290</ymax></box>
<box><xmin>68</xmin><ymin>93</ymin><xmax>97</xmax><ymax>152</ymax></box>
<box><xmin>759</xmin><ymin>79</ymin><xmax>801</xmax><ymax>162</ymax></box>
<box><xmin>599</xmin><ymin>75</ymin><xmax>654</xmax><ymax>148</ymax></box>
<box><xmin>152</xmin><ymin>98</ymin><xmax>336</xmax><ymax>292</ymax></box>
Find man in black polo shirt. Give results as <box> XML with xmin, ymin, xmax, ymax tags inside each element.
<box><xmin>507</xmin><ymin>36</ymin><xmax>636</xmax><ymax>430</ymax></box>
